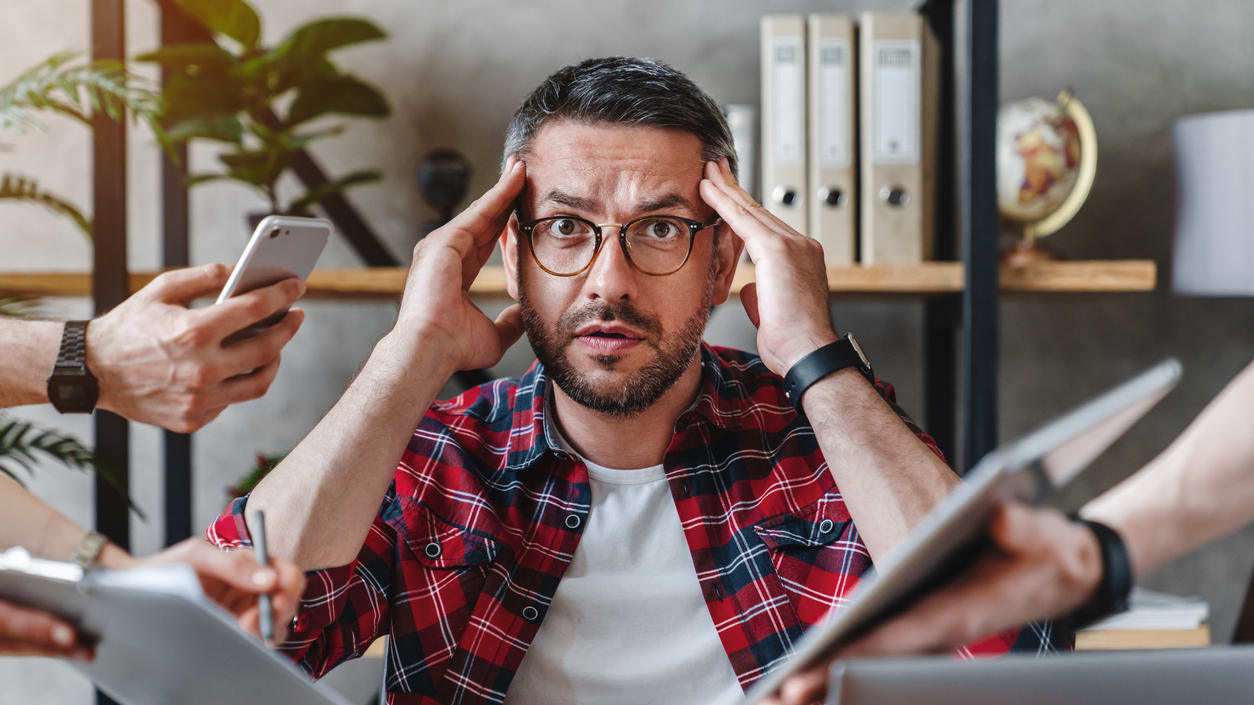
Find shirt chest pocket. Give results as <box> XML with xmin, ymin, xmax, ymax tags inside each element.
<box><xmin>753</xmin><ymin>497</ymin><xmax>870</xmax><ymax>626</ymax></box>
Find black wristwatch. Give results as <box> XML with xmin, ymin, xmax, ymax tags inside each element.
<box><xmin>46</xmin><ymin>320</ymin><xmax>99</xmax><ymax>414</ymax></box>
<box><xmin>782</xmin><ymin>334</ymin><xmax>873</xmax><ymax>411</ymax></box>
<box><xmin>1067</xmin><ymin>517</ymin><xmax>1134</xmax><ymax>629</ymax></box>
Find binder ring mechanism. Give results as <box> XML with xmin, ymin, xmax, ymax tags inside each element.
<box><xmin>771</xmin><ymin>185</ymin><xmax>798</xmax><ymax>207</ymax></box>
<box><xmin>879</xmin><ymin>185</ymin><xmax>910</xmax><ymax>207</ymax></box>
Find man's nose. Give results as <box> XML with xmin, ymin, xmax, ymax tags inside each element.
<box><xmin>582</xmin><ymin>227</ymin><xmax>638</xmax><ymax>302</ymax></box>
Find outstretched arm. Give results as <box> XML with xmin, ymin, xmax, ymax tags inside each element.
<box><xmin>699</xmin><ymin>158</ymin><xmax>959</xmax><ymax>563</ymax></box>
<box><xmin>241</xmin><ymin>158</ymin><xmax>528</xmax><ymax>570</ymax></box>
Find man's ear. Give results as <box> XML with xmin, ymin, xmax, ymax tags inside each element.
<box><xmin>710</xmin><ymin>222</ymin><xmax>745</xmax><ymax>306</ymax></box>
<box><xmin>501</xmin><ymin>212</ymin><xmax>521</xmax><ymax>301</ymax></box>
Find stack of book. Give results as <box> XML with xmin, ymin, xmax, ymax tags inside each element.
<box><xmin>1076</xmin><ymin>588</ymin><xmax>1210</xmax><ymax>650</ymax></box>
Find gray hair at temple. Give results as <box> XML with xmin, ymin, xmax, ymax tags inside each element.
<box><xmin>502</xmin><ymin>56</ymin><xmax>738</xmax><ymax>179</ymax></box>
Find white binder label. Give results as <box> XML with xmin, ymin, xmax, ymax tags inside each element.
<box><xmin>770</xmin><ymin>36</ymin><xmax>805</xmax><ymax>168</ymax></box>
<box><xmin>817</xmin><ymin>38</ymin><xmax>852</xmax><ymax>168</ymax></box>
<box><xmin>872</xmin><ymin>39</ymin><xmax>921</xmax><ymax>164</ymax></box>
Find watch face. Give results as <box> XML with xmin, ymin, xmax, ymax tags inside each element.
<box><xmin>55</xmin><ymin>384</ymin><xmax>89</xmax><ymax>402</ymax></box>
<box><xmin>48</xmin><ymin>372</ymin><xmax>98</xmax><ymax>413</ymax></box>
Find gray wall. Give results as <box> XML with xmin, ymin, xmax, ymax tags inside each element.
<box><xmin>2</xmin><ymin>0</ymin><xmax>1252</xmax><ymax>701</ymax></box>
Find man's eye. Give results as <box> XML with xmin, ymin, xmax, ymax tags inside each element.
<box><xmin>553</xmin><ymin>218</ymin><xmax>581</xmax><ymax>236</ymax></box>
<box><xmin>649</xmin><ymin>221</ymin><xmax>676</xmax><ymax>238</ymax></box>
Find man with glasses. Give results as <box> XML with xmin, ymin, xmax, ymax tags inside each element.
<box><xmin>205</xmin><ymin>57</ymin><xmax>1061</xmax><ymax>705</ymax></box>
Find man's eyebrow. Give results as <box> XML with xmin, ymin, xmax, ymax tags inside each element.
<box><xmin>540</xmin><ymin>190</ymin><xmax>599</xmax><ymax>211</ymax></box>
<box><xmin>635</xmin><ymin>193</ymin><xmax>696</xmax><ymax>213</ymax></box>
<box><xmin>538</xmin><ymin>189</ymin><xmax>697</xmax><ymax>215</ymax></box>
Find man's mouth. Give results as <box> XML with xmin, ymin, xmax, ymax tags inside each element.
<box><xmin>573</xmin><ymin>324</ymin><xmax>645</xmax><ymax>354</ymax></box>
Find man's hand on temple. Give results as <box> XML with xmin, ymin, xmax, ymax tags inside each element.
<box><xmin>86</xmin><ymin>264</ymin><xmax>306</xmax><ymax>432</ymax></box>
<box><xmin>385</xmin><ymin>156</ymin><xmax>527</xmax><ymax>372</ymax></box>
<box><xmin>765</xmin><ymin>501</ymin><xmax>1104</xmax><ymax>705</ymax></box>
<box><xmin>697</xmin><ymin>157</ymin><xmax>838</xmax><ymax>374</ymax></box>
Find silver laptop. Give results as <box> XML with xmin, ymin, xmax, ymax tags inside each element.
<box><xmin>0</xmin><ymin>550</ymin><xmax>352</xmax><ymax>705</ymax></box>
<box><xmin>827</xmin><ymin>647</ymin><xmax>1254</xmax><ymax>704</ymax></box>
<box><xmin>740</xmin><ymin>358</ymin><xmax>1183</xmax><ymax>705</ymax></box>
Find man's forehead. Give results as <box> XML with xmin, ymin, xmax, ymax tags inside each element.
<box><xmin>523</xmin><ymin>121</ymin><xmax>707</xmax><ymax>211</ymax></box>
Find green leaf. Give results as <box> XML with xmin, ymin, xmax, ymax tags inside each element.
<box><xmin>287</xmin><ymin>169</ymin><xmax>380</xmax><ymax>213</ymax></box>
<box><xmin>0</xmin><ymin>413</ymin><xmax>146</xmax><ymax>520</ymax></box>
<box><xmin>0</xmin><ymin>172</ymin><xmax>92</xmax><ymax>237</ymax></box>
<box><xmin>159</xmin><ymin>69</ymin><xmax>246</xmax><ymax>124</ymax></box>
<box><xmin>0</xmin><ymin>51</ymin><xmax>161</xmax><ymax>132</ymax></box>
<box><xmin>286</xmin><ymin>74</ymin><xmax>390</xmax><ymax>127</ymax></box>
<box><xmin>162</xmin><ymin>114</ymin><xmax>243</xmax><ymax>143</ymax></box>
<box><xmin>171</xmin><ymin>0</ymin><xmax>261</xmax><ymax>50</ymax></box>
<box><xmin>133</xmin><ymin>43</ymin><xmax>235</xmax><ymax>74</ymax></box>
<box><xmin>287</xmin><ymin>124</ymin><xmax>344</xmax><ymax>150</ymax></box>
<box><xmin>271</xmin><ymin>18</ymin><xmax>385</xmax><ymax>69</ymax></box>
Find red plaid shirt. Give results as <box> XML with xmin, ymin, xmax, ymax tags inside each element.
<box><xmin>209</xmin><ymin>344</ymin><xmax>1061</xmax><ymax>704</ymax></box>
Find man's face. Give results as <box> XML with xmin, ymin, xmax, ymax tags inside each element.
<box><xmin>502</xmin><ymin>121</ymin><xmax>740</xmax><ymax>417</ymax></box>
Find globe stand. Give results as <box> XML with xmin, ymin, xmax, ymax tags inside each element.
<box><xmin>1000</xmin><ymin>231</ymin><xmax>1066</xmax><ymax>267</ymax></box>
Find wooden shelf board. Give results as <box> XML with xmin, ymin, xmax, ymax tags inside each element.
<box><xmin>0</xmin><ymin>261</ymin><xmax>1156</xmax><ymax>299</ymax></box>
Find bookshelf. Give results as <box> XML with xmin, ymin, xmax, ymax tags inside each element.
<box><xmin>0</xmin><ymin>260</ymin><xmax>1157</xmax><ymax>299</ymax></box>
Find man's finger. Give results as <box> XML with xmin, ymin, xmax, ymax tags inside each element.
<box><xmin>140</xmin><ymin>264</ymin><xmax>230</xmax><ymax>305</ymax></box>
<box><xmin>444</xmin><ymin>159</ymin><xmax>527</xmax><ymax>253</ymax></box>
<box><xmin>217</xmin><ymin>309</ymin><xmax>304</xmax><ymax>379</ymax></box>
<box><xmin>183</xmin><ymin>544</ymin><xmax>278</xmax><ymax>596</ymax></box>
<box><xmin>494</xmin><ymin>304</ymin><xmax>525</xmax><ymax>351</ymax></box>
<box><xmin>699</xmin><ymin>178</ymin><xmax>774</xmax><ymax>263</ymax></box>
<box><xmin>739</xmin><ymin>282</ymin><xmax>761</xmax><ymax>328</ymax></box>
<box><xmin>0</xmin><ymin>601</ymin><xmax>81</xmax><ymax>657</ymax></box>
<box><xmin>777</xmin><ymin>666</ymin><xmax>828</xmax><ymax>705</ymax></box>
<box><xmin>705</xmin><ymin>160</ymin><xmax>800</xmax><ymax>239</ymax></box>
<box><xmin>216</xmin><ymin>356</ymin><xmax>282</xmax><ymax>404</ymax></box>
<box><xmin>197</xmin><ymin>278</ymin><xmax>305</xmax><ymax>340</ymax></box>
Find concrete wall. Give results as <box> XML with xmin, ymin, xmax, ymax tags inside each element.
<box><xmin>1</xmin><ymin>0</ymin><xmax>1252</xmax><ymax>701</ymax></box>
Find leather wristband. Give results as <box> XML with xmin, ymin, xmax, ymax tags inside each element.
<box><xmin>1068</xmin><ymin>517</ymin><xmax>1134</xmax><ymax>629</ymax></box>
<box><xmin>782</xmin><ymin>334</ymin><xmax>873</xmax><ymax>411</ymax></box>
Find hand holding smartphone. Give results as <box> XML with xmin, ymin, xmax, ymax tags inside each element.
<box><xmin>218</xmin><ymin>216</ymin><xmax>331</xmax><ymax>344</ymax></box>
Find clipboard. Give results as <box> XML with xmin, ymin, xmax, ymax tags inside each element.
<box><xmin>0</xmin><ymin>550</ymin><xmax>351</xmax><ymax>705</ymax></box>
<box><xmin>739</xmin><ymin>358</ymin><xmax>1183</xmax><ymax>705</ymax></box>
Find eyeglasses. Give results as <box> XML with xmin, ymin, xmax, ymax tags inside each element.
<box><xmin>518</xmin><ymin>213</ymin><xmax>721</xmax><ymax>277</ymax></box>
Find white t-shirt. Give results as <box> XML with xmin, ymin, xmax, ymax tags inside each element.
<box><xmin>504</xmin><ymin>422</ymin><xmax>743</xmax><ymax>705</ymax></box>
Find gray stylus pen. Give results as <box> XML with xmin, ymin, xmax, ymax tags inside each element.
<box><xmin>250</xmin><ymin>510</ymin><xmax>274</xmax><ymax>645</ymax></box>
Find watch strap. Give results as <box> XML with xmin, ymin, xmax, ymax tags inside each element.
<box><xmin>1067</xmin><ymin>517</ymin><xmax>1134</xmax><ymax>629</ymax></box>
<box><xmin>782</xmin><ymin>335</ymin><xmax>873</xmax><ymax>411</ymax></box>
<box><xmin>71</xmin><ymin>530</ymin><xmax>108</xmax><ymax>571</ymax></box>
<box><xmin>54</xmin><ymin>320</ymin><xmax>90</xmax><ymax>371</ymax></box>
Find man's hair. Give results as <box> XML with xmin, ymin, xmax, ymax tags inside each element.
<box><xmin>502</xmin><ymin>56</ymin><xmax>738</xmax><ymax>178</ymax></box>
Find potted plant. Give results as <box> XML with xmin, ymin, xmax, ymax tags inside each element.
<box><xmin>1</xmin><ymin>50</ymin><xmax>161</xmax><ymax>237</ymax></box>
<box><xmin>0</xmin><ymin>51</ymin><xmax>157</xmax><ymax>515</ymax></box>
<box><xmin>136</xmin><ymin>0</ymin><xmax>391</xmax><ymax>222</ymax></box>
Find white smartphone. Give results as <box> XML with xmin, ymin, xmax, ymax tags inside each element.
<box><xmin>216</xmin><ymin>215</ymin><xmax>331</xmax><ymax>343</ymax></box>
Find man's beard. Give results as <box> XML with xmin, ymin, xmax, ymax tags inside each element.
<box><xmin>520</xmin><ymin>284</ymin><xmax>713</xmax><ymax>418</ymax></box>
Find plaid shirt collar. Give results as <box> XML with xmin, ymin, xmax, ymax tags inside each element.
<box><xmin>502</xmin><ymin>342</ymin><xmax>749</xmax><ymax>472</ymax></box>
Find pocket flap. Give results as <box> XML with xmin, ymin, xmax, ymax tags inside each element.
<box><xmin>385</xmin><ymin>495</ymin><xmax>501</xmax><ymax>568</ymax></box>
<box><xmin>753</xmin><ymin>498</ymin><xmax>850</xmax><ymax>550</ymax></box>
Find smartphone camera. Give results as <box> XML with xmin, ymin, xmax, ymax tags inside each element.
<box><xmin>268</xmin><ymin>228</ymin><xmax>281</xmax><ymax>239</ymax></box>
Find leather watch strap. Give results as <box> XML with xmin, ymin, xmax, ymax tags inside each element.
<box><xmin>782</xmin><ymin>334</ymin><xmax>873</xmax><ymax>411</ymax></box>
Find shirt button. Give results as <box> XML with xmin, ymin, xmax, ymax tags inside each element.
<box><xmin>564</xmin><ymin>514</ymin><xmax>582</xmax><ymax>529</ymax></box>
<box><xmin>522</xmin><ymin>605</ymin><xmax>541</xmax><ymax>622</ymax></box>
<box><xmin>424</xmin><ymin>542</ymin><xmax>442</xmax><ymax>558</ymax></box>
<box><xmin>818</xmin><ymin>518</ymin><xmax>835</xmax><ymax>535</ymax></box>
<box><xmin>291</xmin><ymin>613</ymin><xmax>310</xmax><ymax>634</ymax></box>
<box><xmin>711</xmin><ymin>583</ymin><xmax>724</xmax><ymax>600</ymax></box>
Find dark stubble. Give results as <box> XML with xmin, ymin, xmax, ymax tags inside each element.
<box><xmin>520</xmin><ymin>266</ymin><xmax>715</xmax><ymax>418</ymax></box>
